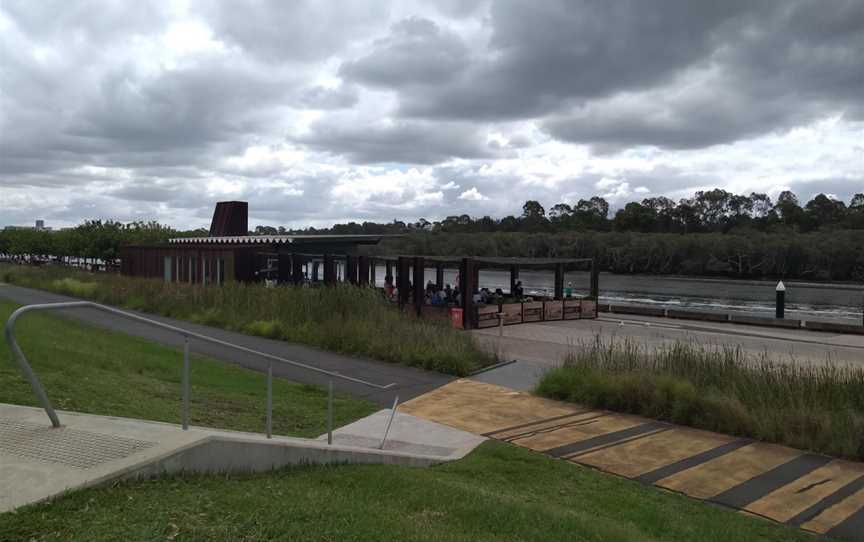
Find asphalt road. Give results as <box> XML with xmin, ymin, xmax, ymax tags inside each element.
<box><xmin>0</xmin><ymin>284</ymin><xmax>452</xmax><ymax>405</ymax></box>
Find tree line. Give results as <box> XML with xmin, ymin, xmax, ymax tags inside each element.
<box><xmin>2</xmin><ymin>189</ymin><xmax>862</xmax><ymax>281</ymax></box>
<box><xmin>284</xmin><ymin>189</ymin><xmax>864</xmax><ymax>236</ymax></box>
<box><xmin>0</xmin><ymin>221</ymin><xmax>201</xmax><ymax>265</ymax></box>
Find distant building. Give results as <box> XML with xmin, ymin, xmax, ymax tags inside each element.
<box><xmin>35</xmin><ymin>220</ymin><xmax>45</xmax><ymax>231</ymax></box>
<box><xmin>120</xmin><ymin>201</ymin><xmax>386</xmax><ymax>284</ymax></box>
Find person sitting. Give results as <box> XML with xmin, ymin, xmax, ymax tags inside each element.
<box><xmin>426</xmin><ymin>280</ymin><xmax>435</xmax><ymax>294</ymax></box>
<box><xmin>444</xmin><ymin>284</ymin><xmax>453</xmax><ymax>300</ymax></box>
<box><xmin>514</xmin><ymin>280</ymin><xmax>524</xmax><ymax>298</ymax></box>
<box><xmin>565</xmin><ymin>281</ymin><xmax>573</xmax><ymax>298</ymax></box>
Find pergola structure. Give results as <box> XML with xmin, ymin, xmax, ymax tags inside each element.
<box><xmin>339</xmin><ymin>254</ymin><xmax>600</xmax><ymax>329</ymax></box>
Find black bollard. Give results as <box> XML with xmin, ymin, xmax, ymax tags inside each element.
<box><xmin>775</xmin><ymin>281</ymin><xmax>786</xmax><ymax>319</ymax></box>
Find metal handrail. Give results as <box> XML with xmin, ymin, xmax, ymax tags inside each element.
<box><xmin>4</xmin><ymin>301</ymin><xmax>397</xmax><ymax>439</ymax></box>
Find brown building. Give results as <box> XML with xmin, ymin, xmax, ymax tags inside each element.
<box><xmin>119</xmin><ymin>201</ymin><xmax>384</xmax><ymax>284</ymax></box>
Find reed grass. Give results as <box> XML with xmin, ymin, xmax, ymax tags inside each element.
<box><xmin>536</xmin><ymin>336</ymin><xmax>864</xmax><ymax>459</ymax></box>
<box><xmin>0</xmin><ymin>264</ymin><xmax>494</xmax><ymax>376</ymax></box>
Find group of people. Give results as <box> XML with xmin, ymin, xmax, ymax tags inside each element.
<box><xmin>383</xmin><ymin>277</ymin><xmax>578</xmax><ymax>306</ymax></box>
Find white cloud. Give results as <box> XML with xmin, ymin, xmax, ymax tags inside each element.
<box><xmin>458</xmin><ymin>187</ymin><xmax>488</xmax><ymax>201</ymax></box>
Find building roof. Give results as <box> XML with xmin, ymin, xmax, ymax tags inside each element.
<box><xmin>167</xmin><ymin>234</ymin><xmax>386</xmax><ymax>245</ymax></box>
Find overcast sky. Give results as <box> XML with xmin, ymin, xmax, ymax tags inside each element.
<box><xmin>1</xmin><ymin>0</ymin><xmax>862</xmax><ymax>229</ymax></box>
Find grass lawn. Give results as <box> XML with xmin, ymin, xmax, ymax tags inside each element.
<box><xmin>0</xmin><ymin>441</ymin><xmax>816</xmax><ymax>541</ymax></box>
<box><xmin>0</xmin><ymin>299</ymin><xmax>377</xmax><ymax>437</ymax></box>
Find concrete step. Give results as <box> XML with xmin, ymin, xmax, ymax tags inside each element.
<box><xmin>0</xmin><ymin>403</ymin><xmax>481</xmax><ymax>513</ymax></box>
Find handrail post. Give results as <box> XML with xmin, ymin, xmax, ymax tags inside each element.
<box><xmin>4</xmin><ymin>307</ymin><xmax>61</xmax><ymax>427</ymax></box>
<box><xmin>327</xmin><ymin>379</ymin><xmax>334</xmax><ymax>445</ymax></box>
<box><xmin>181</xmin><ymin>335</ymin><xmax>190</xmax><ymax>430</ymax></box>
<box><xmin>379</xmin><ymin>395</ymin><xmax>399</xmax><ymax>450</ymax></box>
<box><xmin>266</xmin><ymin>361</ymin><xmax>273</xmax><ymax>439</ymax></box>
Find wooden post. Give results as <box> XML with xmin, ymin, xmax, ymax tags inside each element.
<box><xmin>397</xmin><ymin>256</ymin><xmax>411</xmax><ymax>309</ymax></box>
<box><xmin>435</xmin><ymin>263</ymin><xmax>444</xmax><ymax>289</ymax></box>
<box><xmin>312</xmin><ymin>261</ymin><xmax>320</xmax><ymax>282</ymax></box>
<box><xmin>369</xmin><ymin>257</ymin><xmax>377</xmax><ymax>286</ymax></box>
<box><xmin>291</xmin><ymin>253</ymin><xmax>305</xmax><ymax>284</ymax></box>
<box><xmin>460</xmin><ymin>257</ymin><xmax>475</xmax><ymax>329</ymax></box>
<box><xmin>554</xmin><ymin>263</ymin><xmax>564</xmax><ymax>300</ymax></box>
<box><xmin>413</xmin><ymin>256</ymin><xmax>425</xmax><ymax>317</ymax></box>
<box><xmin>509</xmin><ymin>264</ymin><xmax>519</xmax><ymax>295</ymax></box>
<box><xmin>386</xmin><ymin>260</ymin><xmax>393</xmax><ymax>280</ymax></box>
<box><xmin>358</xmin><ymin>256</ymin><xmax>370</xmax><ymax>286</ymax></box>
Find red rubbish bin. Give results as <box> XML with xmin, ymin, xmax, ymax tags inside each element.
<box><xmin>449</xmin><ymin>308</ymin><xmax>464</xmax><ymax>329</ymax></box>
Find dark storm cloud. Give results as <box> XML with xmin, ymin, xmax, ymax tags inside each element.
<box><xmin>338</xmin><ymin>0</ymin><xmax>863</xmax><ymax>150</ymax></box>
<box><xmin>340</xmin><ymin>17</ymin><xmax>470</xmax><ymax>88</ymax></box>
<box><xmin>199</xmin><ymin>1</ymin><xmax>387</xmax><ymax>63</ymax></box>
<box><xmin>297</xmin><ymin>119</ymin><xmax>495</xmax><ymax>164</ymax></box>
<box><xmin>1</xmin><ymin>0</ymin><xmax>862</xmax><ymax>229</ymax></box>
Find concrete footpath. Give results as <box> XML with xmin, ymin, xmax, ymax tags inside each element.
<box><xmin>400</xmin><ymin>379</ymin><xmax>864</xmax><ymax>541</ymax></box>
<box><xmin>0</xmin><ymin>403</ymin><xmax>484</xmax><ymax>513</ymax></box>
<box><xmin>0</xmin><ymin>283</ymin><xmax>451</xmax><ymax>405</ymax></box>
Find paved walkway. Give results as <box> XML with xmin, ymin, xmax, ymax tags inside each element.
<box><xmin>401</xmin><ymin>379</ymin><xmax>864</xmax><ymax>541</ymax></box>
<box><xmin>0</xmin><ymin>284</ymin><xmax>451</xmax><ymax>405</ymax></box>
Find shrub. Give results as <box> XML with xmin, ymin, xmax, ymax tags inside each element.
<box><xmin>0</xmin><ymin>264</ymin><xmax>495</xmax><ymax>376</ymax></box>
<box><xmin>536</xmin><ymin>337</ymin><xmax>864</xmax><ymax>460</ymax></box>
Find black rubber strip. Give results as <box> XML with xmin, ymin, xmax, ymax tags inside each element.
<box><xmin>502</xmin><ymin>413</ymin><xmax>609</xmax><ymax>442</ymax></box>
<box><xmin>826</xmin><ymin>502</ymin><xmax>864</xmax><ymax>541</ymax></box>
<box><xmin>544</xmin><ymin>421</ymin><xmax>668</xmax><ymax>458</ymax></box>
<box><xmin>787</xmin><ymin>475</ymin><xmax>864</xmax><ymax>527</ymax></box>
<box><xmin>482</xmin><ymin>411</ymin><xmax>591</xmax><ymax>437</ymax></box>
<box><xmin>711</xmin><ymin>454</ymin><xmax>833</xmax><ymax>509</ymax></box>
<box><xmin>635</xmin><ymin>439</ymin><xmax>752</xmax><ymax>485</ymax></box>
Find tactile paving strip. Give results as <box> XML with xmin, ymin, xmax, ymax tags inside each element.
<box><xmin>0</xmin><ymin>418</ymin><xmax>156</xmax><ymax>469</ymax></box>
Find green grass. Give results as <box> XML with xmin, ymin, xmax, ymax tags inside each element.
<box><xmin>536</xmin><ymin>337</ymin><xmax>864</xmax><ymax>460</ymax></box>
<box><xmin>0</xmin><ymin>441</ymin><xmax>816</xmax><ymax>542</ymax></box>
<box><xmin>0</xmin><ymin>300</ymin><xmax>377</xmax><ymax>437</ymax></box>
<box><xmin>0</xmin><ymin>264</ymin><xmax>495</xmax><ymax>376</ymax></box>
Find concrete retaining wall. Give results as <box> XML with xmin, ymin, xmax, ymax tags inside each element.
<box><xmin>599</xmin><ymin>303</ymin><xmax>863</xmax><ymax>335</ymax></box>
<box><xmin>127</xmin><ymin>435</ymin><xmax>443</xmax><ymax>480</ymax></box>
<box><xmin>803</xmin><ymin>320</ymin><xmax>864</xmax><ymax>335</ymax></box>
<box><xmin>667</xmin><ymin>309</ymin><xmax>730</xmax><ymax>322</ymax></box>
<box><xmin>728</xmin><ymin>314</ymin><xmax>802</xmax><ymax>329</ymax></box>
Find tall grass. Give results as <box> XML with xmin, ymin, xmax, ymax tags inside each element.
<box><xmin>536</xmin><ymin>336</ymin><xmax>864</xmax><ymax>460</ymax></box>
<box><xmin>0</xmin><ymin>264</ymin><xmax>494</xmax><ymax>376</ymax></box>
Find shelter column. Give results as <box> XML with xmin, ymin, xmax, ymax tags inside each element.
<box><xmin>397</xmin><ymin>256</ymin><xmax>411</xmax><ymax>309</ymax></box>
<box><xmin>346</xmin><ymin>255</ymin><xmax>359</xmax><ymax>285</ymax></box>
<box><xmin>323</xmin><ymin>254</ymin><xmax>336</xmax><ymax>285</ymax></box>
<box><xmin>509</xmin><ymin>264</ymin><xmax>519</xmax><ymax>295</ymax></box>
<box><xmin>435</xmin><ymin>263</ymin><xmax>444</xmax><ymax>289</ymax></box>
<box><xmin>460</xmin><ymin>257</ymin><xmax>475</xmax><ymax>329</ymax></box>
<box><xmin>291</xmin><ymin>253</ymin><xmax>306</xmax><ymax>285</ymax></box>
<box><xmin>358</xmin><ymin>256</ymin><xmax>370</xmax><ymax>286</ymax></box>
<box><xmin>413</xmin><ymin>256</ymin><xmax>425</xmax><ymax>317</ymax></box>
<box><xmin>278</xmin><ymin>253</ymin><xmax>292</xmax><ymax>284</ymax></box>
<box><xmin>312</xmin><ymin>261</ymin><xmax>320</xmax><ymax>282</ymax></box>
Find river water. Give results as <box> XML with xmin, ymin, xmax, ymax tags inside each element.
<box><xmin>372</xmin><ymin>265</ymin><xmax>864</xmax><ymax>325</ymax></box>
